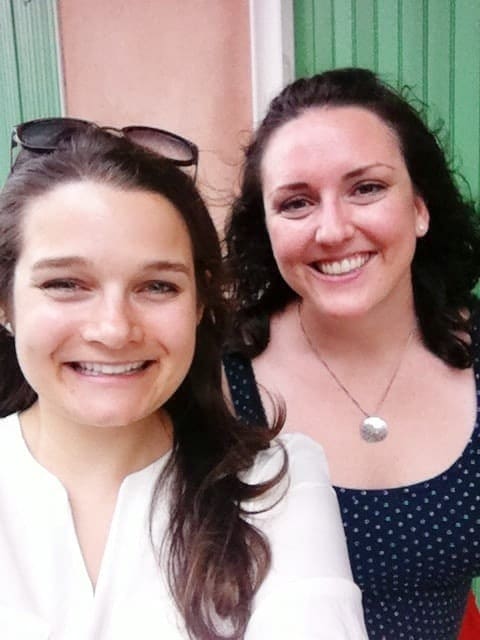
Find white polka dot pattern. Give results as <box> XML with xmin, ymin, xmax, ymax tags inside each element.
<box><xmin>223</xmin><ymin>333</ymin><xmax>480</xmax><ymax>640</ymax></box>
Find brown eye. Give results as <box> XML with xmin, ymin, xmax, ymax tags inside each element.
<box><xmin>352</xmin><ymin>182</ymin><xmax>385</xmax><ymax>197</ymax></box>
<box><xmin>37</xmin><ymin>278</ymin><xmax>89</xmax><ymax>300</ymax></box>
<box><xmin>41</xmin><ymin>279</ymin><xmax>81</xmax><ymax>291</ymax></box>
<box><xmin>279</xmin><ymin>197</ymin><xmax>316</xmax><ymax>218</ymax></box>
<box><xmin>138</xmin><ymin>281</ymin><xmax>179</xmax><ymax>295</ymax></box>
<box><xmin>348</xmin><ymin>181</ymin><xmax>389</xmax><ymax>206</ymax></box>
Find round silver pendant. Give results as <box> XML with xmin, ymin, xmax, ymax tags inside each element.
<box><xmin>360</xmin><ymin>416</ymin><xmax>388</xmax><ymax>443</ymax></box>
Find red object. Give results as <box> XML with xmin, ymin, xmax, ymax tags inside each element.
<box><xmin>458</xmin><ymin>591</ymin><xmax>480</xmax><ymax>638</ymax></box>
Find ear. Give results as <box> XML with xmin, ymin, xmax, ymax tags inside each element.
<box><xmin>414</xmin><ymin>195</ymin><xmax>430</xmax><ymax>238</ymax></box>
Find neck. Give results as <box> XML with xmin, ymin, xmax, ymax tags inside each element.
<box><xmin>296</xmin><ymin>294</ymin><xmax>418</xmax><ymax>360</ymax></box>
<box><xmin>19</xmin><ymin>403</ymin><xmax>172</xmax><ymax>488</ymax></box>
<box><xmin>294</xmin><ymin>296</ymin><xmax>419</xmax><ymax>444</ymax></box>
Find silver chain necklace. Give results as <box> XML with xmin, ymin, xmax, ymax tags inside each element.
<box><xmin>297</xmin><ymin>302</ymin><xmax>415</xmax><ymax>443</ymax></box>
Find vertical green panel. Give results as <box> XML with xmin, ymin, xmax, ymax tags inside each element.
<box><xmin>295</xmin><ymin>0</ymin><xmax>335</xmax><ymax>76</ymax></box>
<box><xmin>0</xmin><ymin>1</ymin><xmax>20</xmax><ymax>182</ymax></box>
<box><xmin>398</xmin><ymin>0</ymin><xmax>427</xmax><ymax>99</ymax></box>
<box><xmin>474</xmin><ymin>577</ymin><xmax>480</xmax><ymax>608</ymax></box>
<box><xmin>376</xmin><ymin>0</ymin><xmax>400</xmax><ymax>84</ymax></box>
<box><xmin>294</xmin><ymin>0</ymin><xmax>317</xmax><ymax>76</ymax></box>
<box><xmin>332</xmin><ymin>0</ymin><xmax>354</xmax><ymax>67</ymax></box>
<box><xmin>353</xmin><ymin>0</ymin><xmax>376</xmax><ymax>69</ymax></box>
<box><xmin>425</xmin><ymin>0</ymin><xmax>453</xmax><ymax>134</ymax></box>
<box><xmin>451</xmin><ymin>0</ymin><xmax>480</xmax><ymax>199</ymax></box>
<box><xmin>0</xmin><ymin>0</ymin><xmax>61</xmax><ymax>186</ymax></box>
<box><xmin>293</xmin><ymin>0</ymin><xmax>480</xmax><ymax>199</ymax></box>
<box><xmin>313</xmin><ymin>0</ymin><xmax>335</xmax><ymax>71</ymax></box>
<box><xmin>12</xmin><ymin>0</ymin><xmax>62</xmax><ymax>120</ymax></box>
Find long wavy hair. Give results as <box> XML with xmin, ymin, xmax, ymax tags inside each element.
<box><xmin>0</xmin><ymin>129</ymin><xmax>286</xmax><ymax>639</ymax></box>
<box><xmin>225</xmin><ymin>67</ymin><xmax>480</xmax><ymax>367</ymax></box>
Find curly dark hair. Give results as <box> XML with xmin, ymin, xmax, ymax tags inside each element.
<box><xmin>225</xmin><ymin>67</ymin><xmax>480</xmax><ymax>367</ymax></box>
<box><xmin>0</xmin><ymin>128</ymin><xmax>286</xmax><ymax>639</ymax></box>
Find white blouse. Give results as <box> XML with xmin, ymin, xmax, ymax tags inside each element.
<box><xmin>0</xmin><ymin>413</ymin><xmax>367</xmax><ymax>639</ymax></box>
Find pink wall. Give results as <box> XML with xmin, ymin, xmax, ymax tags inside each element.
<box><xmin>58</xmin><ymin>0</ymin><xmax>252</xmax><ymax>228</ymax></box>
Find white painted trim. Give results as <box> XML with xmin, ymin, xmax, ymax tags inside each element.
<box><xmin>249</xmin><ymin>0</ymin><xmax>295</xmax><ymax>125</ymax></box>
<box><xmin>52</xmin><ymin>0</ymin><xmax>66</xmax><ymax>114</ymax></box>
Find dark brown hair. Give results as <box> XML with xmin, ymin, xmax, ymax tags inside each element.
<box><xmin>0</xmin><ymin>128</ymin><xmax>286</xmax><ymax>639</ymax></box>
<box><xmin>225</xmin><ymin>67</ymin><xmax>480</xmax><ymax>367</ymax></box>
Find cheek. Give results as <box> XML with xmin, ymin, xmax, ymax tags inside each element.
<box><xmin>389</xmin><ymin>217</ymin><xmax>419</xmax><ymax>252</ymax></box>
<box><xmin>14</xmin><ymin>301</ymin><xmax>75</xmax><ymax>345</ymax></box>
<box><xmin>151</xmin><ymin>301</ymin><xmax>198</xmax><ymax>358</ymax></box>
<box><xmin>169</xmin><ymin>323</ymin><xmax>197</xmax><ymax>359</ymax></box>
<box><xmin>155</xmin><ymin>320</ymin><xmax>198</xmax><ymax>397</ymax></box>
<box><xmin>362</xmin><ymin>199</ymin><xmax>419</xmax><ymax>247</ymax></box>
<box><xmin>13</xmin><ymin>316</ymin><xmax>69</xmax><ymax>378</ymax></box>
<box><xmin>267</xmin><ymin>221</ymin><xmax>312</xmax><ymax>267</ymax></box>
<box><xmin>13</xmin><ymin>290</ymin><xmax>71</xmax><ymax>356</ymax></box>
<box><xmin>12</xmin><ymin>321</ymin><xmax>65</xmax><ymax>396</ymax></box>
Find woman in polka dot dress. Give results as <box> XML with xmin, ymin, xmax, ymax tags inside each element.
<box><xmin>223</xmin><ymin>68</ymin><xmax>480</xmax><ymax>639</ymax></box>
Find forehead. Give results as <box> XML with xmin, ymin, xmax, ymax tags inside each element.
<box><xmin>261</xmin><ymin>106</ymin><xmax>404</xmax><ymax>180</ymax></box>
<box><xmin>18</xmin><ymin>181</ymin><xmax>194</xmax><ymax>265</ymax></box>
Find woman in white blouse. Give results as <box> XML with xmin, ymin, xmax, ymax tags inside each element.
<box><xmin>0</xmin><ymin>119</ymin><xmax>367</xmax><ymax>639</ymax></box>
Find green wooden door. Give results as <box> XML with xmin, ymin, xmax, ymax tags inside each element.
<box><xmin>294</xmin><ymin>0</ymin><xmax>480</xmax><ymax>199</ymax></box>
<box><xmin>0</xmin><ymin>0</ymin><xmax>62</xmax><ymax>184</ymax></box>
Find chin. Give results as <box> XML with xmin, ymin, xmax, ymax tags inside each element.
<box><xmin>314</xmin><ymin>301</ymin><xmax>373</xmax><ymax>320</ymax></box>
<box><xmin>70</xmin><ymin>407</ymin><xmax>146</xmax><ymax>429</ymax></box>
<box><xmin>309</xmin><ymin>288</ymin><xmax>386</xmax><ymax>319</ymax></box>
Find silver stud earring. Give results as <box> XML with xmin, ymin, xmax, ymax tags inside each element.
<box><xmin>4</xmin><ymin>322</ymin><xmax>13</xmax><ymax>336</ymax></box>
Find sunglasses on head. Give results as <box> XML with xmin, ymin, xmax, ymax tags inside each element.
<box><xmin>11</xmin><ymin>117</ymin><xmax>199</xmax><ymax>180</ymax></box>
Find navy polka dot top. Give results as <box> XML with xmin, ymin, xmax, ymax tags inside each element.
<box><xmin>223</xmin><ymin>328</ymin><xmax>480</xmax><ymax>640</ymax></box>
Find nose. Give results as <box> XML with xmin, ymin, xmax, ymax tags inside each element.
<box><xmin>81</xmin><ymin>296</ymin><xmax>143</xmax><ymax>348</ymax></box>
<box><xmin>314</xmin><ymin>198</ymin><xmax>354</xmax><ymax>245</ymax></box>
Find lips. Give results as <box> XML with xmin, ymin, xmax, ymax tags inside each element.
<box><xmin>69</xmin><ymin>361</ymin><xmax>152</xmax><ymax>375</ymax></box>
<box><xmin>312</xmin><ymin>252</ymin><xmax>372</xmax><ymax>276</ymax></box>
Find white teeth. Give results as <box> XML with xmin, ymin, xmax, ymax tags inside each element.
<box><xmin>75</xmin><ymin>361</ymin><xmax>147</xmax><ymax>375</ymax></box>
<box><xmin>317</xmin><ymin>253</ymin><xmax>370</xmax><ymax>275</ymax></box>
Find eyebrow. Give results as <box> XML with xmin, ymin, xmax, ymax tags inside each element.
<box><xmin>31</xmin><ymin>257</ymin><xmax>191</xmax><ymax>274</ymax></box>
<box><xmin>343</xmin><ymin>162</ymin><xmax>395</xmax><ymax>179</ymax></box>
<box><xmin>267</xmin><ymin>163</ymin><xmax>396</xmax><ymax>198</ymax></box>
<box><xmin>266</xmin><ymin>182</ymin><xmax>309</xmax><ymax>198</ymax></box>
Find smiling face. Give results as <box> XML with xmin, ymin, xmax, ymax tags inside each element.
<box><xmin>261</xmin><ymin>106</ymin><xmax>429</xmax><ymax>321</ymax></box>
<box><xmin>11</xmin><ymin>181</ymin><xmax>200</xmax><ymax>430</ymax></box>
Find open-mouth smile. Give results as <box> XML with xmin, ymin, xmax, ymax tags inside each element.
<box><xmin>312</xmin><ymin>252</ymin><xmax>373</xmax><ymax>276</ymax></box>
<box><xmin>69</xmin><ymin>361</ymin><xmax>153</xmax><ymax>376</ymax></box>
